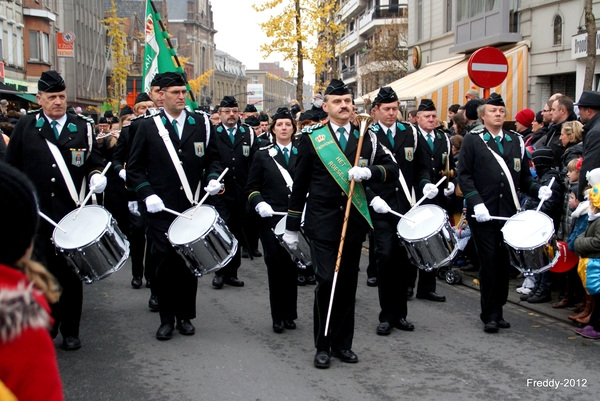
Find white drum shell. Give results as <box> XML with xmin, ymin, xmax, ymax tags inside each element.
<box><xmin>273</xmin><ymin>216</ymin><xmax>312</xmax><ymax>269</ymax></box>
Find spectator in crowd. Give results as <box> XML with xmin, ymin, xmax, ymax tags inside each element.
<box><xmin>514</xmin><ymin>108</ymin><xmax>535</xmax><ymax>141</ymax></box>
<box><xmin>560</xmin><ymin>120</ymin><xmax>583</xmax><ymax>173</ymax></box>
<box><xmin>407</xmin><ymin>109</ymin><xmax>418</xmax><ymax>124</ymax></box>
<box><xmin>451</xmin><ymin>112</ymin><xmax>468</xmax><ymax>136</ymax></box>
<box><xmin>465</xmin><ymin>87</ymin><xmax>480</xmax><ymax>102</ymax></box>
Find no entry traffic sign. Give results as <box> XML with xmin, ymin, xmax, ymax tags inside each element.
<box><xmin>467</xmin><ymin>47</ymin><xmax>509</xmax><ymax>89</ymax></box>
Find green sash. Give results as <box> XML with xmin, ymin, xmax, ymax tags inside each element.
<box><xmin>308</xmin><ymin>125</ymin><xmax>373</xmax><ymax>228</ymax></box>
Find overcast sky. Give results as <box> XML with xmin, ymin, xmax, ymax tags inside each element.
<box><xmin>210</xmin><ymin>0</ymin><xmax>315</xmax><ymax>83</ymax></box>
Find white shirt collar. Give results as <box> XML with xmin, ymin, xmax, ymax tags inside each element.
<box><xmin>330</xmin><ymin>121</ymin><xmax>352</xmax><ymax>137</ymax></box>
<box><xmin>379</xmin><ymin>122</ymin><xmax>396</xmax><ymax>136</ymax></box>
<box><xmin>276</xmin><ymin>142</ymin><xmax>291</xmax><ymax>153</ymax></box>
<box><xmin>418</xmin><ymin>126</ymin><xmax>434</xmax><ymax>138</ymax></box>
<box><xmin>44</xmin><ymin>113</ymin><xmax>67</xmax><ymax>132</ymax></box>
<box><xmin>165</xmin><ymin>110</ymin><xmax>186</xmax><ymax>133</ymax></box>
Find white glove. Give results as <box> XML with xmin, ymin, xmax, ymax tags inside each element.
<box><xmin>423</xmin><ymin>183</ymin><xmax>439</xmax><ymax>199</ymax></box>
<box><xmin>283</xmin><ymin>230</ymin><xmax>299</xmax><ymax>250</ymax></box>
<box><xmin>444</xmin><ymin>182</ymin><xmax>455</xmax><ymax>197</ymax></box>
<box><xmin>255</xmin><ymin>201</ymin><xmax>274</xmax><ymax>218</ymax></box>
<box><xmin>128</xmin><ymin>201</ymin><xmax>141</xmax><ymax>216</ymax></box>
<box><xmin>538</xmin><ymin>185</ymin><xmax>552</xmax><ymax>201</ymax></box>
<box><xmin>118</xmin><ymin>169</ymin><xmax>126</xmax><ymax>182</ymax></box>
<box><xmin>347</xmin><ymin>166</ymin><xmax>372</xmax><ymax>182</ymax></box>
<box><xmin>89</xmin><ymin>174</ymin><xmax>107</xmax><ymax>193</ymax></box>
<box><xmin>204</xmin><ymin>179</ymin><xmax>223</xmax><ymax>196</ymax></box>
<box><xmin>145</xmin><ymin>194</ymin><xmax>165</xmax><ymax>214</ymax></box>
<box><xmin>370</xmin><ymin>196</ymin><xmax>391</xmax><ymax>214</ymax></box>
<box><xmin>473</xmin><ymin>203</ymin><xmax>492</xmax><ymax>223</ymax></box>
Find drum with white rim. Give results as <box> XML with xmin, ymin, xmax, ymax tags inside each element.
<box><xmin>273</xmin><ymin>215</ymin><xmax>312</xmax><ymax>270</ymax></box>
<box><xmin>52</xmin><ymin>205</ymin><xmax>129</xmax><ymax>284</ymax></box>
<box><xmin>168</xmin><ymin>205</ymin><xmax>237</xmax><ymax>277</ymax></box>
<box><xmin>501</xmin><ymin>210</ymin><xmax>560</xmax><ymax>275</ymax></box>
<box><xmin>396</xmin><ymin>204</ymin><xmax>458</xmax><ymax>271</ymax></box>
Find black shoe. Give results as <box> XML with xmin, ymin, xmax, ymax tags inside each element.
<box><xmin>273</xmin><ymin>321</ymin><xmax>285</xmax><ymax>333</ymax></box>
<box><xmin>306</xmin><ymin>275</ymin><xmax>317</xmax><ymax>285</ymax></box>
<box><xmin>283</xmin><ymin>320</ymin><xmax>296</xmax><ymax>330</ymax></box>
<box><xmin>407</xmin><ymin>287</ymin><xmax>414</xmax><ymax>299</ymax></box>
<box><xmin>148</xmin><ymin>295</ymin><xmax>159</xmax><ymax>311</ymax></box>
<box><xmin>528</xmin><ymin>291</ymin><xmax>551</xmax><ymax>304</ymax></box>
<box><xmin>314</xmin><ymin>351</ymin><xmax>331</xmax><ymax>369</ymax></box>
<box><xmin>394</xmin><ymin>318</ymin><xmax>415</xmax><ymax>331</ymax></box>
<box><xmin>131</xmin><ymin>276</ymin><xmax>142</xmax><ymax>289</ymax></box>
<box><xmin>376</xmin><ymin>321</ymin><xmax>392</xmax><ymax>336</ymax></box>
<box><xmin>212</xmin><ymin>275</ymin><xmax>224</xmax><ymax>289</ymax></box>
<box><xmin>331</xmin><ymin>349</ymin><xmax>358</xmax><ymax>363</ymax></box>
<box><xmin>497</xmin><ymin>319</ymin><xmax>511</xmax><ymax>329</ymax></box>
<box><xmin>176</xmin><ymin>319</ymin><xmax>195</xmax><ymax>335</ymax></box>
<box><xmin>297</xmin><ymin>274</ymin><xmax>306</xmax><ymax>286</ymax></box>
<box><xmin>146</xmin><ymin>280</ymin><xmax>151</xmax><ymax>288</ymax></box>
<box><xmin>241</xmin><ymin>248</ymin><xmax>250</xmax><ymax>258</ymax></box>
<box><xmin>520</xmin><ymin>292</ymin><xmax>534</xmax><ymax>301</ymax></box>
<box><xmin>62</xmin><ymin>336</ymin><xmax>81</xmax><ymax>351</ymax></box>
<box><xmin>484</xmin><ymin>321</ymin><xmax>499</xmax><ymax>333</ymax></box>
<box><xmin>252</xmin><ymin>249</ymin><xmax>262</xmax><ymax>257</ymax></box>
<box><xmin>156</xmin><ymin>323</ymin><xmax>174</xmax><ymax>340</ymax></box>
<box><xmin>416</xmin><ymin>292</ymin><xmax>446</xmax><ymax>302</ymax></box>
<box><xmin>224</xmin><ymin>277</ymin><xmax>244</xmax><ymax>287</ymax></box>
<box><xmin>366</xmin><ymin>277</ymin><xmax>378</xmax><ymax>287</ymax></box>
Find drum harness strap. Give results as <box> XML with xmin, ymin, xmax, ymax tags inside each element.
<box><xmin>153</xmin><ymin>115</ymin><xmax>201</xmax><ymax>206</ymax></box>
<box><xmin>379</xmin><ymin>123</ymin><xmax>418</xmax><ymax>206</ymax></box>
<box><xmin>479</xmin><ymin>133</ymin><xmax>521</xmax><ymax>212</ymax></box>
<box><xmin>45</xmin><ymin>140</ymin><xmax>87</xmax><ymax>206</ymax></box>
<box><xmin>269</xmin><ymin>146</ymin><xmax>294</xmax><ymax>192</ymax></box>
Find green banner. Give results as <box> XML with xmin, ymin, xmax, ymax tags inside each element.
<box><xmin>308</xmin><ymin>125</ymin><xmax>372</xmax><ymax>229</ymax></box>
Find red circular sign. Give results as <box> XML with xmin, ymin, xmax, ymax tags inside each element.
<box><xmin>467</xmin><ymin>47</ymin><xmax>509</xmax><ymax>89</ymax></box>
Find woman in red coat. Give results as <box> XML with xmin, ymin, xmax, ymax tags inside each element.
<box><xmin>0</xmin><ymin>162</ymin><xmax>64</xmax><ymax>401</ymax></box>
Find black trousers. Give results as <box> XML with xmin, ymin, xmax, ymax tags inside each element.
<box><xmin>215</xmin><ymin>199</ymin><xmax>243</xmax><ymax>279</ymax></box>
<box><xmin>34</xmin><ymin>228</ymin><xmax>83</xmax><ymax>338</ymax></box>
<box><xmin>372</xmin><ymin>219</ymin><xmax>410</xmax><ymax>323</ymax></box>
<box><xmin>407</xmin><ymin>263</ymin><xmax>437</xmax><ymax>295</ymax></box>
<box><xmin>128</xmin><ymin>206</ymin><xmax>156</xmax><ymax>288</ymax></box>
<box><xmin>311</xmin><ymin>239</ymin><xmax>361</xmax><ymax>352</ymax></box>
<box><xmin>366</xmin><ymin>230</ymin><xmax>377</xmax><ymax>279</ymax></box>
<box><xmin>259</xmin><ymin>227</ymin><xmax>298</xmax><ymax>321</ymax></box>
<box><xmin>469</xmin><ymin>219</ymin><xmax>510</xmax><ymax>323</ymax></box>
<box><xmin>147</xmin><ymin>215</ymin><xmax>197</xmax><ymax>325</ymax></box>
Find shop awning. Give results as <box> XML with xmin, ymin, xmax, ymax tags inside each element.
<box><xmin>0</xmin><ymin>82</ymin><xmax>20</xmax><ymax>94</ymax></box>
<box><xmin>16</xmin><ymin>93</ymin><xmax>38</xmax><ymax>104</ymax></box>
<box><xmin>357</xmin><ymin>42</ymin><xmax>529</xmax><ymax>121</ymax></box>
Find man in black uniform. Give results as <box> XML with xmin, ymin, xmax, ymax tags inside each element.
<box><xmin>209</xmin><ymin>96</ymin><xmax>260</xmax><ymax>289</ymax></box>
<box><xmin>283</xmin><ymin>79</ymin><xmax>397</xmax><ymax>369</ymax></box>
<box><xmin>366</xmin><ymin>87</ymin><xmax>437</xmax><ymax>335</ymax></box>
<box><xmin>408</xmin><ymin>99</ymin><xmax>454</xmax><ymax>302</ymax></box>
<box><xmin>6</xmin><ymin>70</ymin><xmax>106</xmax><ymax>350</ymax></box>
<box><xmin>458</xmin><ymin>93</ymin><xmax>551</xmax><ymax>333</ymax></box>
<box><xmin>127</xmin><ymin>72</ymin><xmax>223</xmax><ymax>340</ymax></box>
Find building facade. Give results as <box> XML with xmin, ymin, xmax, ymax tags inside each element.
<box><xmin>1</xmin><ymin>0</ymin><xmax>26</xmax><ymax>93</ymax></box>
<box><xmin>247</xmin><ymin>62</ymin><xmax>297</xmax><ymax>115</ymax></box>
<box><xmin>212</xmin><ymin>49</ymin><xmax>247</xmax><ymax>108</ymax></box>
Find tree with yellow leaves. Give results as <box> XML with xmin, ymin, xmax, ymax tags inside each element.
<box><xmin>188</xmin><ymin>69</ymin><xmax>215</xmax><ymax>98</ymax></box>
<box><xmin>102</xmin><ymin>0</ymin><xmax>132</xmax><ymax>114</ymax></box>
<box><xmin>252</xmin><ymin>0</ymin><xmax>344</xmax><ymax>104</ymax></box>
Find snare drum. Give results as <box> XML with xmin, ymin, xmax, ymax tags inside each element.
<box><xmin>396</xmin><ymin>204</ymin><xmax>458</xmax><ymax>271</ymax></box>
<box><xmin>53</xmin><ymin>205</ymin><xmax>130</xmax><ymax>284</ymax></box>
<box><xmin>273</xmin><ymin>216</ymin><xmax>312</xmax><ymax>269</ymax></box>
<box><xmin>501</xmin><ymin>210</ymin><xmax>560</xmax><ymax>274</ymax></box>
<box><xmin>168</xmin><ymin>205</ymin><xmax>237</xmax><ymax>277</ymax></box>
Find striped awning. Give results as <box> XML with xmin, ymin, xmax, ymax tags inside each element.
<box><xmin>357</xmin><ymin>42</ymin><xmax>529</xmax><ymax>121</ymax></box>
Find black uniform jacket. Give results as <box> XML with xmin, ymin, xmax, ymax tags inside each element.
<box><xmin>5</xmin><ymin>111</ymin><xmax>104</xmax><ymax>223</ymax></box>
<box><xmin>246</xmin><ymin>143</ymin><xmax>298</xmax><ymax>231</ymax></box>
<box><xmin>415</xmin><ymin>126</ymin><xmax>456</xmax><ymax>205</ymax></box>
<box><xmin>458</xmin><ymin>127</ymin><xmax>540</xmax><ymax>218</ymax></box>
<box><xmin>286</xmin><ymin>122</ymin><xmax>397</xmax><ymax>243</ymax></box>
<box><xmin>367</xmin><ymin>122</ymin><xmax>431</xmax><ymax>220</ymax></box>
<box><xmin>213</xmin><ymin>122</ymin><xmax>260</xmax><ymax>204</ymax></box>
<box><xmin>127</xmin><ymin>109</ymin><xmax>222</xmax><ymax>213</ymax></box>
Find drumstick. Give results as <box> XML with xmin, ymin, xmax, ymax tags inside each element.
<box><xmin>271</xmin><ymin>211</ymin><xmax>288</xmax><ymax>216</ymax></box>
<box><xmin>536</xmin><ymin>176</ymin><xmax>555</xmax><ymax>213</ymax></box>
<box><xmin>470</xmin><ymin>215</ymin><xmax>525</xmax><ymax>222</ymax></box>
<box><xmin>73</xmin><ymin>162</ymin><xmax>112</xmax><ymax>220</ymax></box>
<box><xmin>163</xmin><ymin>207</ymin><xmax>192</xmax><ymax>220</ymax></box>
<box><xmin>190</xmin><ymin>167</ymin><xmax>229</xmax><ymax>216</ymax></box>
<box><xmin>411</xmin><ymin>176</ymin><xmax>447</xmax><ymax>211</ymax></box>
<box><xmin>388</xmin><ymin>209</ymin><xmax>416</xmax><ymax>224</ymax></box>
<box><xmin>39</xmin><ymin>211</ymin><xmax>67</xmax><ymax>233</ymax></box>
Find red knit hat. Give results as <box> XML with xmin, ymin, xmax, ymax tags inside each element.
<box><xmin>515</xmin><ymin>108</ymin><xmax>535</xmax><ymax>126</ymax></box>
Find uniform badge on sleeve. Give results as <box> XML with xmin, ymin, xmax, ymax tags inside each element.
<box><xmin>358</xmin><ymin>158</ymin><xmax>368</xmax><ymax>167</ymax></box>
<box><xmin>194</xmin><ymin>142</ymin><xmax>204</xmax><ymax>157</ymax></box>
<box><xmin>71</xmin><ymin>149</ymin><xmax>85</xmax><ymax>167</ymax></box>
<box><xmin>514</xmin><ymin>158</ymin><xmax>521</xmax><ymax>172</ymax></box>
<box><xmin>243</xmin><ymin>145</ymin><xmax>250</xmax><ymax>157</ymax></box>
<box><xmin>404</xmin><ymin>147</ymin><xmax>414</xmax><ymax>161</ymax></box>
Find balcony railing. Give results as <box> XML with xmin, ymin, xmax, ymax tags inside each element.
<box><xmin>342</xmin><ymin>65</ymin><xmax>357</xmax><ymax>80</ymax></box>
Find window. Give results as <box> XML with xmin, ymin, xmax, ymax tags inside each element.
<box><xmin>553</xmin><ymin>15</ymin><xmax>562</xmax><ymax>46</ymax></box>
<box><xmin>0</xmin><ymin>20</ymin><xmax>4</xmax><ymax>62</ymax></box>
<box><xmin>417</xmin><ymin>0</ymin><xmax>423</xmax><ymax>40</ymax></box>
<box><xmin>252</xmin><ymin>76</ymin><xmax>258</xmax><ymax>84</ymax></box>
<box><xmin>7</xmin><ymin>23</ymin><xmax>13</xmax><ymax>65</ymax></box>
<box><xmin>16</xmin><ymin>26</ymin><xmax>22</xmax><ymax>67</ymax></box>
<box><xmin>29</xmin><ymin>31</ymin><xmax>49</xmax><ymax>62</ymax></box>
<box><xmin>445</xmin><ymin>0</ymin><xmax>452</xmax><ymax>33</ymax></box>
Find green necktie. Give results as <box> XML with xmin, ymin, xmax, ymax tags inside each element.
<box><xmin>337</xmin><ymin>127</ymin><xmax>347</xmax><ymax>152</ymax></box>
<box><xmin>494</xmin><ymin>135</ymin><xmax>504</xmax><ymax>155</ymax></box>
<box><xmin>282</xmin><ymin>147</ymin><xmax>289</xmax><ymax>165</ymax></box>
<box><xmin>228</xmin><ymin>127</ymin><xmax>235</xmax><ymax>144</ymax></box>
<box><xmin>172</xmin><ymin>120</ymin><xmax>180</xmax><ymax>138</ymax></box>
<box><xmin>427</xmin><ymin>133</ymin><xmax>434</xmax><ymax>151</ymax></box>
<box><xmin>51</xmin><ymin>120</ymin><xmax>59</xmax><ymax>140</ymax></box>
<box><xmin>387</xmin><ymin>128</ymin><xmax>395</xmax><ymax>148</ymax></box>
